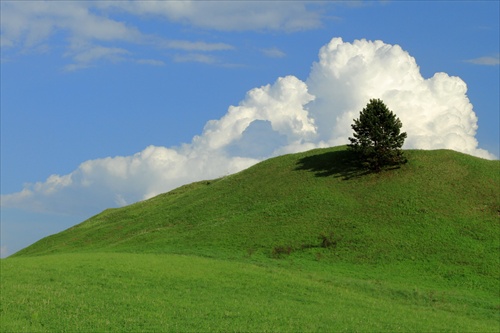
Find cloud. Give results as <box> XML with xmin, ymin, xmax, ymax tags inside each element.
<box><xmin>261</xmin><ymin>47</ymin><xmax>286</xmax><ymax>58</ymax></box>
<box><xmin>465</xmin><ymin>55</ymin><xmax>500</xmax><ymax>66</ymax></box>
<box><xmin>305</xmin><ymin>38</ymin><xmax>494</xmax><ymax>160</ymax></box>
<box><xmin>136</xmin><ymin>59</ymin><xmax>165</xmax><ymax>67</ymax></box>
<box><xmin>1</xmin><ymin>75</ymin><xmax>313</xmax><ymax>214</ymax></box>
<box><xmin>0</xmin><ymin>1</ymin><xmax>139</xmax><ymax>47</ymax></box>
<box><xmin>1</xmin><ymin>145</ymin><xmax>259</xmax><ymax>215</ymax></box>
<box><xmin>0</xmin><ymin>1</ymin><xmax>235</xmax><ymax>69</ymax></box>
<box><xmin>160</xmin><ymin>40</ymin><xmax>234</xmax><ymax>52</ymax></box>
<box><xmin>0</xmin><ymin>1</ymin><xmax>326</xmax><ymax>69</ymax></box>
<box><xmin>63</xmin><ymin>45</ymin><xmax>130</xmax><ymax>71</ymax></box>
<box><xmin>101</xmin><ymin>1</ymin><xmax>325</xmax><ymax>32</ymax></box>
<box><xmin>173</xmin><ymin>53</ymin><xmax>218</xmax><ymax>64</ymax></box>
<box><xmin>1</xmin><ymin>37</ymin><xmax>495</xmax><ymax>217</ymax></box>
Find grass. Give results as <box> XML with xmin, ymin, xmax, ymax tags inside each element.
<box><xmin>2</xmin><ymin>253</ymin><xmax>499</xmax><ymax>332</ymax></box>
<box><xmin>2</xmin><ymin>146</ymin><xmax>499</xmax><ymax>332</ymax></box>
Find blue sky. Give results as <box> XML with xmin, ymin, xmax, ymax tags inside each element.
<box><xmin>1</xmin><ymin>1</ymin><xmax>499</xmax><ymax>257</ymax></box>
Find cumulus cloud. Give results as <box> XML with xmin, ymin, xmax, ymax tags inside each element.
<box><xmin>306</xmin><ymin>38</ymin><xmax>494</xmax><ymax>159</ymax></box>
<box><xmin>1</xmin><ymin>37</ymin><xmax>495</xmax><ymax>216</ymax></box>
<box><xmin>1</xmin><ymin>145</ymin><xmax>259</xmax><ymax>215</ymax></box>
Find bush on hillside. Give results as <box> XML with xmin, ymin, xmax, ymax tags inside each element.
<box><xmin>348</xmin><ymin>98</ymin><xmax>407</xmax><ymax>171</ymax></box>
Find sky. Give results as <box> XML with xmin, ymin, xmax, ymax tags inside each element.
<box><xmin>1</xmin><ymin>1</ymin><xmax>499</xmax><ymax>258</ymax></box>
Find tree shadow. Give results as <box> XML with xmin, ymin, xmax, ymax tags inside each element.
<box><xmin>295</xmin><ymin>150</ymin><xmax>372</xmax><ymax>180</ymax></box>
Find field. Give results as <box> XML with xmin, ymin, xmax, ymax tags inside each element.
<box><xmin>3</xmin><ymin>253</ymin><xmax>499</xmax><ymax>332</ymax></box>
<box><xmin>1</xmin><ymin>147</ymin><xmax>499</xmax><ymax>332</ymax></box>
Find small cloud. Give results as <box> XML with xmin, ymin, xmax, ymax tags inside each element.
<box><xmin>475</xmin><ymin>25</ymin><xmax>493</xmax><ymax>31</ymax></box>
<box><xmin>63</xmin><ymin>63</ymin><xmax>93</xmax><ymax>72</ymax></box>
<box><xmin>137</xmin><ymin>59</ymin><xmax>165</xmax><ymax>66</ymax></box>
<box><xmin>465</xmin><ymin>55</ymin><xmax>500</xmax><ymax>66</ymax></box>
<box><xmin>261</xmin><ymin>47</ymin><xmax>286</xmax><ymax>58</ymax></box>
<box><xmin>173</xmin><ymin>53</ymin><xmax>217</xmax><ymax>64</ymax></box>
<box><xmin>161</xmin><ymin>39</ymin><xmax>234</xmax><ymax>52</ymax></box>
<box><xmin>63</xmin><ymin>45</ymin><xmax>130</xmax><ymax>71</ymax></box>
<box><xmin>71</xmin><ymin>46</ymin><xmax>130</xmax><ymax>64</ymax></box>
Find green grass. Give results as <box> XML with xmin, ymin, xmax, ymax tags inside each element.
<box><xmin>2</xmin><ymin>253</ymin><xmax>498</xmax><ymax>332</ymax></box>
<box><xmin>2</xmin><ymin>146</ymin><xmax>499</xmax><ymax>332</ymax></box>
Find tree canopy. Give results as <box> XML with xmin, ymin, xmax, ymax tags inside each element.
<box><xmin>348</xmin><ymin>99</ymin><xmax>407</xmax><ymax>171</ymax></box>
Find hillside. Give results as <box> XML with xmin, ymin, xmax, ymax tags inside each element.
<box><xmin>14</xmin><ymin>147</ymin><xmax>499</xmax><ymax>267</ymax></box>
<box><xmin>4</xmin><ymin>146</ymin><xmax>500</xmax><ymax>332</ymax></box>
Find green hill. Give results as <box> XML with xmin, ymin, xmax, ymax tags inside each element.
<box><xmin>14</xmin><ymin>147</ymin><xmax>499</xmax><ymax>268</ymax></box>
<box><xmin>2</xmin><ymin>146</ymin><xmax>499</xmax><ymax>332</ymax></box>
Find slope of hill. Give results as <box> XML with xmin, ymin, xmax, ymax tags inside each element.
<box><xmin>15</xmin><ymin>147</ymin><xmax>499</xmax><ymax>268</ymax></box>
<box><xmin>3</xmin><ymin>146</ymin><xmax>499</xmax><ymax>332</ymax></box>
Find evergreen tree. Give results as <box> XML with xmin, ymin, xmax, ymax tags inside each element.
<box><xmin>348</xmin><ymin>99</ymin><xmax>407</xmax><ymax>171</ymax></box>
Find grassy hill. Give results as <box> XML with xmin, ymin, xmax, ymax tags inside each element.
<box><xmin>2</xmin><ymin>146</ymin><xmax>499</xmax><ymax>332</ymax></box>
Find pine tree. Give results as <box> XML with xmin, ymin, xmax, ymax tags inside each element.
<box><xmin>348</xmin><ymin>99</ymin><xmax>407</xmax><ymax>171</ymax></box>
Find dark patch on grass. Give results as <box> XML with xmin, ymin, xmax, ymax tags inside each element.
<box><xmin>271</xmin><ymin>245</ymin><xmax>293</xmax><ymax>258</ymax></box>
<box><xmin>295</xmin><ymin>149</ymin><xmax>371</xmax><ymax>180</ymax></box>
<box><xmin>318</xmin><ymin>232</ymin><xmax>337</xmax><ymax>249</ymax></box>
<box><xmin>273</xmin><ymin>233</ymin><xmax>339</xmax><ymax>259</ymax></box>
<box><xmin>296</xmin><ymin>149</ymin><xmax>405</xmax><ymax>180</ymax></box>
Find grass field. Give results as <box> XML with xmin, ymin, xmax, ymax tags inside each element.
<box><xmin>2</xmin><ymin>147</ymin><xmax>499</xmax><ymax>332</ymax></box>
<box><xmin>2</xmin><ymin>253</ymin><xmax>499</xmax><ymax>332</ymax></box>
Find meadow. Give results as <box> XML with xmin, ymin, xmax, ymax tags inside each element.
<box><xmin>2</xmin><ymin>146</ymin><xmax>499</xmax><ymax>332</ymax></box>
<box><xmin>2</xmin><ymin>253</ymin><xmax>499</xmax><ymax>332</ymax></box>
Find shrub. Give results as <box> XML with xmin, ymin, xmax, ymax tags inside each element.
<box><xmin>318</xmin><ymin>232</ymin><xmax>336</xmax><ymax>248</ymax></box>
<box><xmin>271</xmin><ymin>245</ymin><xmax>293</xmax><ymax>258</ymax></box>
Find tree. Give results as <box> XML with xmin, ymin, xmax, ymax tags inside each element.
<box><xmin>348</xmin><ymin>98</ymin><xmax>407</xmax><ymax>171</ymax></box>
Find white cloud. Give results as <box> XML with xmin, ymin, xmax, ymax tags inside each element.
<box><xmin>101</xmin><ymin>1</ymin><xmax>325</xmax><ymax>32</ymax></box>
<box><xmin>465</xmin><ymin>55</ymin><xmax>500</xmax><ymax>66</ymax></box>
<box><xmin>0</xmin><ymin>1</ymin><xmax>235</xmax><ymax>69</ymax></box>
<box><xmin>261</xmin><ymin>47</ymin><xmax>286</xmax><ymax>58</ymax></box>
<box><xmin>136</xmin><ymin>59</ymin><xmax>165</xmax><ymax>67</ymax></box>
<box><xmin>193</xmin><ymin>75</ymin><xmax>316</xmax><ymax>152</ymax></box>
<box><xmin>63</xmin><ymin>45</ymin><xmax>130</xmax><ymax>71</ymax></box>
<box><xmin>1</xmin><ymin>1</ymin><xmax>326</xmax><ymax>69</ymax></box>
<box><xmin>305</xmin><ymin>38</ymin><xmax>494</xmax><ymax>159</ymax></box>
<box><xmin>1</xmin><ymin>75</ymin><xmax>312</xmax><ymax>214</ymax></box>
<box><xmin>0</xmin><ymin>1</ymin><xmax>138</xmax><ymax>47</ymax></box>
<box><xmin>173</xmin><ymin>53</ymin><xmax>218</xmax><ymax>64</ymax></box>
<box><xmin>1</xmin><ymin>145</ymin><xmax>259</xmax><ymax>215</ymax></box>
<box><xmin>1</xmin><ymin>37</ymin><xmax>495</xmax><ymax>216</ymax></box>
<box><xmin>160</xmin><ymin>40</ymin><xmax>234</xmax><ymax>52</ymax></box>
